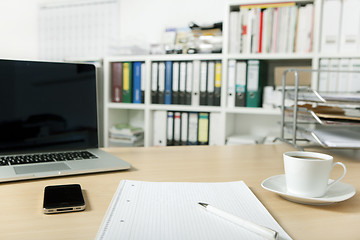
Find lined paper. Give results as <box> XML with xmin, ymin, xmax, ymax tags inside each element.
<box><xmin>96</xmin><ymin>180</ymin><xmax>291</xmax><ymax>240</ymax></box>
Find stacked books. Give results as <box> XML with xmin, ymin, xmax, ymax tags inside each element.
<box><xmin>229</xmin><ymin>2</ymin><xmax>314</xmax><ymax>54</ymax></box>
<box><xmin>109</xmin><ymin>124</ymin><xmax>144</xmax><ymax>147</ymax></box>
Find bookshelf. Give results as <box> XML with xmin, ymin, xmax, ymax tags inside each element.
<box><xmin>103</xmin><ymin>0</ymin><xmax>360</xmax><ymax>147</ymax></box>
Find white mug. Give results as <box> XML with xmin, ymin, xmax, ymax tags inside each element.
<box><xmin>283</xmin><ymin>151</ymin><xmax>347</xmax><ymax>198</ymax></box>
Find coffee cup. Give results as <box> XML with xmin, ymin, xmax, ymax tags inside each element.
<box><xmin>283</xmin><ymin>151</ymin><xmax>347</xmax><ymax>198</ymax></box>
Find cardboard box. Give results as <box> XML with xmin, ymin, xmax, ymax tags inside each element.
<box><xmin>274</xmin><ymin>66</ymin><xmax>312</xmax><ymax>86</ymax></box>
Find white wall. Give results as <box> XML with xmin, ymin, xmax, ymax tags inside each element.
<box><xmin>0</xmin><ymin>0</ymin><xmax>226</xmax><ymax>60</ymax></box>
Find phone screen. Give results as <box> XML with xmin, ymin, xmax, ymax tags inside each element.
<box><xmin>43</xmin><ymin>184</ymin><xmax>85</xmax><ymax>214</ymax></box>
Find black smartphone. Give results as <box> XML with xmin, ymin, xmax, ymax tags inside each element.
<box><xmin>43</xmin><ymin>184</ymin><xmax>86</xmax><ymax>214</ymax></box>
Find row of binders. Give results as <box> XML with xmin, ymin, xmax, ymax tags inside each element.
<box><xmin>153</xmin><ymin>111</ymin><xmax>222</xmax><ymax>146</ymax></box>
<box><xmin>318</xmin><ymin>58</ymin><xmax>360</xmax><ymax>93</ymax></box>
<box><xmin>111</xmin><ymin>62</ymin><xmax>145</xmax><ymax>103</ymax></box>
<box><xmin>229</xmin><ymin>2</ymin><xmax>313</xmax><ymax>54</ymax></box>
<box><xmin>321</xmin><ymin>0</ymin><xmax>360</xmax><ymax>53</ymax></box>
<box><xmin>227</xmin><ymin>59</ymin><xmax>265</xmax><ymax>108</ymax></box>
<box><xmin>151</xmin><ymin>61</ymin><xmax>222</xmax><ymax>106</ymax></box>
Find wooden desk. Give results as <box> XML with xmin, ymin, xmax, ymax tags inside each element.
<box><xmin>1</xmin><ymin>144</ymin><xmax>359</xmax><ymax>239</ymax></box>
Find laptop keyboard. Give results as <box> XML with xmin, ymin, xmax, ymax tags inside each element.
<box><xmin>0</xmin><ymin>151</ymin><xmax>98</xmax><ymax>166</ymax></box>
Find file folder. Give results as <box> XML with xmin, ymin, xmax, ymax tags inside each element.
<box><xmin>172</xmin><ymin>62</ymin><xmax>180</xmax><ymax>104</ymax></box>
<box><xmin>179</xmin><ymin>61</ymin><xmax>187</xmax><ymax>104</ymax></box>
<box><xmin>151</xmin><ymin>62</ymin><xmax>159</xmax><ymax>104</ymax></box>
<box><xmin>111</xmin><ymin>62</ymin><xmax>123</xmax><ymax>103</ymax></box>
<box><xmin>246</xmin><ymin>60</ymin><xmax>263</xmax><ymax>108</ymax></box>
<box><xmin>235</xmin><ymin>61</ymin><xmax>247</xmax><ymax>107</ymax></box>
<box><xmin>200</xmin><ymin>61</ymin><xmax>208</xmax><ymax>106</ymax></box>
<box><xmin>164</xmin><ymin>61</ymin><xmax>173</xmax><ymax>104</ymax></box>
<box><xmin>227</xmin><ymin>60</ymin><xmax>236</xmax><ymax>108</ymax></box>
<box><xmin>198</xmin><ymin>112</ymin><xmax>209</xmax><ymax>145</ymax></box>
<box><xmin>167</xmin><ymin>111</ymin><xmax>174</xmax><ymax>146</ymax></box>
<box><xmin>132</xmin><ymin>61</ymin><xmax>142</xmax><ymax>104</ymax></box>
<box><xmin>158</xmin><ymin>62</ymin><xmax>166</xmax><ymax>104</ymax></box>
<box><xmin>214</xmin><ymin>61</ymin><xmax>222</xmax><ymax>106</ymax></box>
<box><xmin>185</xmin><ymin>62</ymin><xmax>193</xmax><ymax>105</ymax></box>
<box><xmin>122</xmin><ymin>62</ymin><xmax>132</xmax><ymax>103</ymax></box>
<box><xmin>207</xmin><ymin>61</ymin><xmax>215</xmax><ymax>106</ymax></box>
<box><xmin>188</xmin><ymin>112</ymin><xmax>198</xmax><ymax>145</ymax></box>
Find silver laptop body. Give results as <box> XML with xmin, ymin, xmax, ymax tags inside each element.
<box><xmin>0</xmin><ymin>59</ymin><xmax>130</xmax><ymax>182</ymax></box>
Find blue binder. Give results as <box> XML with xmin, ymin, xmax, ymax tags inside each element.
<box><xmin>164</xmin><ymin>61</ymin><xmax>173</xmax><ymax>104</ymax></box>
<box><xmin>132</xmin><ymin>62</ymin><xmax>142</xmax><ymax>104</ymax></box>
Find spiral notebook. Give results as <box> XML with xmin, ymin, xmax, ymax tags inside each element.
<box><xmin>96</xmin><ymin>180</ymin><xmax>291</xmax><ymax>239</ymax></box>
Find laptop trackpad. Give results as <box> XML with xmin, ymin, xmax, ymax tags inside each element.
<box><xmin>14</xmin><ymin>163</ymin><xmax>71</xmax><ymax>175</ymax></box>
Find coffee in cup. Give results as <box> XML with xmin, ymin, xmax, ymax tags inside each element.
<box><xmin>283</xmin><ymin>151</ymin><xmax>346</xmax><ymax>198</ymax></box>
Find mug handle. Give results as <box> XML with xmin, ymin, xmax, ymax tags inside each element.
<box><xmin>327</xmin><ymin>162</ymin><xmax>347</xmax><ymax>191</ymax></box>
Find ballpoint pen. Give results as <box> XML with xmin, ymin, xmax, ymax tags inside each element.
<box><xmin>198</xmin><ymin>202</ymin><xmax>279</xmax><ymax>240</ymax></box>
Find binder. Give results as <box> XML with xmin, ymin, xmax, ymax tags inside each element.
<box><xmin>209</xmin><ymin>112</ymin><xmax>222</xmax><ymax>146</ymax></box>
<box><xmin>349</xmin><ymin>59</ymin><xmax>360</xmax><ymax>92</ymax></box>
<box><xmin>153</xmin><ymin>110</ymin><xmax>167</xmax><ymax>146</ymax></box>
<box><xmin>172</xmin><ymin>62</ymin><xmax>180</xmax><ymax>104</ymax></box>
<box><xmin>167</xmin><ymin>111</ymin><xmax>174</xmax><ymax>146</ymax></box>
<box><xmin>141</xmin><ymin>62</ymin><xmax>145</xmax><ymax>103</ymax></box>
<box><xmin>151</xmin><ymin>62</ymin><xmax>159</xmax><ymax>104</ymax></box>
<box><xmin>214</xmin><ymin>61</ymin><xmax>222</xmax><ymax>106</ymax></box>
<box><xmin>271</xmin><ymin>8</ymin><xmax>279</xmax><ymax>53</ymax></box>
<box><xmin>320</xmin><ymin>0</ymin><xmax>341</xmax><ymax>53</ymax></box>
<box><xmin>188</xmin><ymin>112</ymin><xmax>198</xmax><ymax>145</ymax></box>
<box><xmin>164</xmin><ymin>61</ymin><xmax>173</xmax><ymax>104</ymax></box>
<box><xmin>192</xmin><ymin>60</ymin><xmax>200</xmax><ymax>106</ymax></box>
<box><xmin>240</xmin><ymin>8</ymin><xmax>249</xmax><ymax>53</ymax></box>
<box><xmin>132</xmin><ymin>62</ymin><xmax>142</xmax><ymax>104</ymax></box>
<box><xmin>339</xmin><ymin>0</ymin><xmax>360</xmax><ymax>53</ymax></box>
<box><xmin>122</xmin><ymin>62</ymin><xmax>132</xmax><ymax>103</ymax></box>
<box><xmin>227</xmin><ymin>60</ymin><xmax>236</xmax><ymax>108</ymax></box>
<box><xmin>198</xmin><ymin>112</ymin><xmax>209</xmax><ymax>145</ymax></box>
<box><xmin>199</xmin><ymin>61</ymin><xmax>208</xmax><ymax>105</ymax></box>
<box><xmin>185</xmin><ymin>62</ymin><xmax>193</xmax><ymax>105</ymax></box>
<box><xmin>207</xmin><ymin>61</ymin><xmax>215</xmax><ymax>106</ymax></box>
<box><xmin>338</xmin><ymin>59</ymin><xmax>350</xmax><ymax>92</ymax></box>
<box><xmin>246</xmin><ymin>60</ymin><xmax>263</xmax><ymax>108</ymax></box>
<box><xmin>287</xmin><ymin>6</ymin><xmax>298</xmax><ymax>53</ymax></box>
<box><xmin>158</xmin><ymin>62</ymin><xmax>165</xmax><ymax>104</ymax></box>
<box><xmin>235</xmin><ymin>61</ymin><xmax>247</xmax><ymax>107</ymax></box>
<box><xmin>111</xmin><ymin>62</ymin><xmax>122</xmax><ymax>103</ymax></box>
<box><xmin>229</xmin><ymin>11</ymin><xmax>240</xmax><ymax>53</ymax></box>
<box><xmin>173</xmin><ymin>112</ymin><xmax>181</xmax><ymax>145</ymax></box>
<box><xmin>181</xmin><ymin>112</ymin><xmax>188</xmax><ymax>145</ymax></box>
<box><xmin>179</xmin><ymin>61</ymin><xmax>187</xmax><ymax>104</ymax></box>
<box><xmin>328</xmin><ymin>58</ymin><xmax>339</xmax><ymax>92</ymax></box>
<box><xmin>318</xmin><ymin>59</ymin><xmax>329</xmax><ymax>92</ymax></box>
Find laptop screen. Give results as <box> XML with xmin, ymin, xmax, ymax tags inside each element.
<box><xmin>0</xmin><ymin>59</ymin><xmax>98</xmax><ymax>154</ymax></box>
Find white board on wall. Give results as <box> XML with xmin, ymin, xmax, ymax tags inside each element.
<box><xmin>38</xmin><ymin>0</ymin><xmax>121</xmax><ymax>60</ymax></box>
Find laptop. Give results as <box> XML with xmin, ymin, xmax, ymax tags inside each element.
<box><xmin>0</xmin><ymin>59</ymin><xmax>131</xmax><ymax>182</ymax></box>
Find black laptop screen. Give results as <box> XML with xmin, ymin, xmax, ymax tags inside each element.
<box><xmin>0</xmin><ymin>59</ymin><xmax>98</xmax><ymax>154</ymax></box>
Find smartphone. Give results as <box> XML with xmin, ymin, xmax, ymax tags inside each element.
<box><xmin>43</xmin><ymin>184</ymin><xmax>86</xmax><ymax>214</ymax></box>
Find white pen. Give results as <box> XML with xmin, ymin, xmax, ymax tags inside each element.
<box><xmin>198</xmin><ymin>202</ymin><xmax>278</xmax><ymax>240</ymax></box>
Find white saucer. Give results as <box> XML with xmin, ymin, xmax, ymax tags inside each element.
<box><xmin>261</xmin><ymin>174</ymin><xmax>356</xmax><ymax>205</ymax></box>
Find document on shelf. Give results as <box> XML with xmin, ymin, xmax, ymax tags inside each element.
<box><xmin>96</xmin><ymin>180</ymin><xmax>291</xmax><ymax>240</ymax></box>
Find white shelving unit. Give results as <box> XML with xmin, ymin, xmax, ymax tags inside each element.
<box><xmin>102</xmin><ymin>0</ymin><xmax>360</xmax><ymax>147</ymax></box>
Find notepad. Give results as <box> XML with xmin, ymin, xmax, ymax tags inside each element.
<box><xmin>96</xmin><ymin>180</ymin><xmax>292</xmax><ymax>240</ymax></box>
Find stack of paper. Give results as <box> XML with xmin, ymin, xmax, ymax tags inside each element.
<box><xmin>226</xmin><ymin>135</ymin><xmax>265</xmax><ymax>145</ymax></box>
<box><xmin>96</xmin><ymin>180</ymin><xmax>291</xmax><ymax>240</ymax></box>
<box><xmin>109</xmin><ymin>124</ymin><xmax>144</xmax><ymax>147</ymax></box>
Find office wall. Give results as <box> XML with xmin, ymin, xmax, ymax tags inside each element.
<box><xmin>0</xmin><ymin>0</ymin><xmax>225</xmax><ymax>60</ymax></box>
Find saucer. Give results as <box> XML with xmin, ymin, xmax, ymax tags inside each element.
<box><xmin>261</xmin><ymin>174</ymin><xmax>356</xmax><ymax>205</ymax></box>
